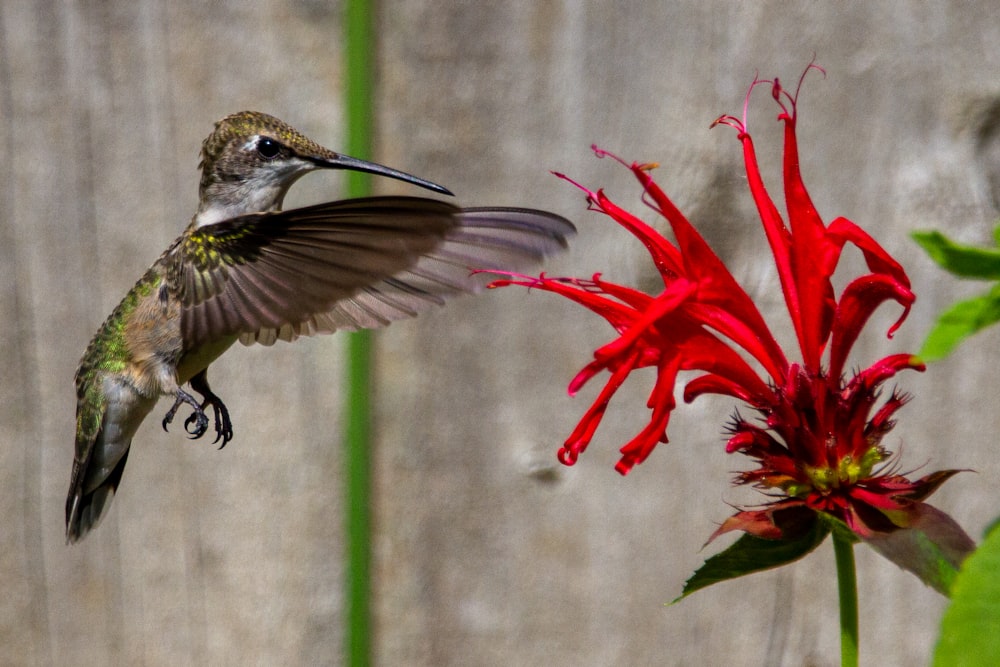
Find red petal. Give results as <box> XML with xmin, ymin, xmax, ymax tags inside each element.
<box><xmin>848</xmin><ymin>354</ymin><xmax>925</xmax><ymax>394</ymax></box>
<box><xmin>615</xmin><ymin>354</ymin><xmax>681</xmax><ymax>474</ymax></box>
<box><xmin>687</xmin><ymin>303</ymin><xmax>787</xmax><ymax>382</ymax></box>
<box><xmin>684</xmin><ymin>373</ymin><xmax>773</xmax><ymax>406</ymax></box>
<box><xmin>829</xmin><ymin>274</ymin><xmax>915</xmax><ymax>379</ymax></box>
<box><xmin>781</xmin><ymin>115</ymin><xmax>834</xmax><ymax>369</ymax></box>
<box><xmin>591</xmin><ymin>280</ymin><xmax>697</xmax><ymax>363</ymax></box>
<box><xmin>827</xmin><ymin>216</ymin><xmax>910</xmax><ymax>291</ymax></box>
<box><xmin>593</xmin><ymin>190</ymin><xmax>684</xmax><ymax>282</ymax></box>
<box><xmin>633</xmin><ymin>167</ymin><xmax>788</xmax><ymax>378</ymax></box>
<box><xmin>559</xmin><ymin>347</ymin><xmax>644</xmax><ymax>465</ymax></box>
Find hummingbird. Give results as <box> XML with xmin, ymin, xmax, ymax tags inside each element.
<box><xmin>66</xmin><ymin>110</ymin><xmax>574</xmax><ymax>543</ymax></box>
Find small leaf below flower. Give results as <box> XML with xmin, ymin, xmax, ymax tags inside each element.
<box><xmin>673</xmin><ymin>519</ymin><xmax>829</xmax><ymax>603</ymax></box>
<box><xmin>863</xmin><ymin>503</ymin><xmax>976</xmax><ymax>596</ymax></box>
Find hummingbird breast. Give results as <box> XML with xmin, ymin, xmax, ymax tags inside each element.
<box><xmin>118</xmin><ymin>275</ymin><xmax>186</xmax><ymax>397</ymax></box>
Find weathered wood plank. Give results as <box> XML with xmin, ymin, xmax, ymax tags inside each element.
<box><xmin>1</xmin><ymin>2</ymin><xmax>997</xmax><ymax>665</ymax></box>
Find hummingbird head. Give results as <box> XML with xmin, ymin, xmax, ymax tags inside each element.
<box><xmin>194</xmin><ymin>111</ymin><xmax>452</xmax><ymax>227</ymax></box>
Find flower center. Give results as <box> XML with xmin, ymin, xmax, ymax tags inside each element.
<box><xmin>787</xmin><ymin>446</ymin><xmax>885</xmax><ymax>496</ymax></box>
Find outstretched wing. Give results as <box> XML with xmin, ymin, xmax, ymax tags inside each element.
<box><xmin>169</xmin><ymin>196</ymin><xmax>574</xmax><ymax>347</ymax></box>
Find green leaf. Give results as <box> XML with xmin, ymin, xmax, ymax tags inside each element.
<box><xmin>912</xmin><ymin>229</ymin><xmax>1000</xmax><ymax>279</ymax></box>
<box><xmin>673</xmin><ymin>519</ymin><xmax>829</xmax><ymax>603</ymax></box>
<box><xmin>933</xmin><ymin>519</ymin><xmax>1000</xmax><ymax>666</ymax></box>
<box><xmin>918</xmin><ymin>283</ymin><xmax>1000</xmax><ymax>361</ymax></box>
<box><xmin>863</xmin><ymin>504</ymin><xmax>976</xmax><ymax>596</ymax></box>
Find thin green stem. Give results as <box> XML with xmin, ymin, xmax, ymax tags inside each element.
<box><xmin>343</xmin><ymin>1</ymin><xmax>375</xmax><ymax>666</ymax></box>
<box><xmin>344</xmin><ymin>330</ymin><xmax>372</xmax><ymax>667</ymax></box>
<box><xmin>833</xmin><ymin>532</ymin><xmax>859</xmax><ymax>667</ymax></box>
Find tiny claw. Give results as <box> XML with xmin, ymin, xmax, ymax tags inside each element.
<box><xmin>162</xmin><ymin>396</ymin><xmax>184</xmax><ymax>432</ymax></box>
<box><xmin>184</xmin><ymin>409</ymin><xmax>210</xmax><ymax>439</ymax></box>
<box><xmin>186</xmin><ymin>370</ymin><xmax>236</xmax><ymax>449</ymax></box>
<box><xmin>162</xmin><ymin>388</ymin><xmax>206</xmax><ymax>439</ymax></box>
<box><xmin>209</xmin><ymin>400</ymin><xmax>234</xmax><ymax>449</ymax></box>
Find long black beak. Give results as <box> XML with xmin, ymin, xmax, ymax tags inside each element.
<box><xmin>314</xmin><ymin>153</ymin><xmax>454</xmax><ymax>196</ymax></box>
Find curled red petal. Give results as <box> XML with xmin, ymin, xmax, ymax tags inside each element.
<box><xmin>676</xmin><ymin>333</ymin><xmax>776</xmax><ymax>405</ymax></box>
<box><xmin>559</xmin><ymin>347</ymin><xmax>644</xmax><ymax>465</ymax></box>
<box><xmin>827</xmin><ymin>216</ymin><xmax>910</xmax><ymax>291</ymax></box>
<box><xmin>687</xmin><ymin>303</ymin><xmax>787</xmax><ymax>383</ymax></box>
<box><xmin>614</xmin><ymin>354</ymin><xmax>681</xmax><ymax>475</ymax></box>
<box><xmin>829</xmin><ymin>273</ymin><xmax>915</xmax><ymax>379</ymax></box>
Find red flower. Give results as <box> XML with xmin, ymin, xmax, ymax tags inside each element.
<box><xmin>491</xmin><ymin>65</ymin><xmax>967</xmax><ymax>544</ymax></box>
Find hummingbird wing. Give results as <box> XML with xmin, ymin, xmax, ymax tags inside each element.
<box><xmin>170</xmin><ymin>196</ymin><xmax>574</xmax><ymax>348</ymax></box>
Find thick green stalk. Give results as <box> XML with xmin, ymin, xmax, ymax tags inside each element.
<box><xmin>343</xmin><ymin>1</ymin><xmax>374</xmax><ymax>665</ymax></box>
<box><xmin>833</xmin><ymin>532</ymin><xmax>859</xmax><ymax>667</ymax></box>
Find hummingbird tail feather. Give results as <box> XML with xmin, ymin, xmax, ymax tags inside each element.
<box><xmin>65</xmin><ymin>446</ymin><xmax>130</xmax><ymax>543</ymax></box>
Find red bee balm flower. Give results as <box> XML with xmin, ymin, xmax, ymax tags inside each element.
<box><xmin>490</xmin><ymin>66</ymin><xmax>972</xmax><ymax>559</ymax></box>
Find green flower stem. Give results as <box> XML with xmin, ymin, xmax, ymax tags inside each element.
<box><xmin>343</xmin><ymin>0</ymin><xmax>375</xmax><ymax>665</ymax></box>
<box><xmin>833</xmin><ymin>532</ymin><xmax>859</xmax><ymax>667</ymax></box>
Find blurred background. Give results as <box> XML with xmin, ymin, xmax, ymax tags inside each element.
<box><xmin>3</xmin><ymin>2</ymin><xmax>999</xmax><ymax>665</ymax></box>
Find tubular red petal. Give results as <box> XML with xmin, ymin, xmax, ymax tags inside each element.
<box><xmin>559</xmin><ymin>347</ymin><xmax>644</xmax><ymax>465</ymax></box>
<box><xmin>615</xmin><ymin>375</ymin><xmax>678</xmax><ymax>474</ymax></box>
<box><xmin>848</xmin><ymin>353</ymin><xmax>925</xmax><ymax>393</ymax></box>
<box><xmin>591</xmin><ymin>280</ymin><xmax>697</xmax><ymax>363</ymax></box>
<box><xmin>827</xmin><ymin>216</ymin><xmax>911</xmax><ymax>290</ymax></box>
<box><xmin>687</xmin><ymin>303</ymin><xmax>787</xmax><ymax>382</ymax></box>
<box><xmin>628</xmin><ymin>165</ymin><xmax>789</xmax><ymax>379</ymax></box>
<box><xmin>684</xmin><ymin>373</ymin><xmax>770</xmax><ymax>406</ymax></box>
<box><xmin>567</xmin><ymin>359</ymin><xmax>605</xmax><ymax>397</ymax></box>
<box><xmin>593</xmin><ymin>190</ymin><xmax>685</xmax><ymax>281</ymax></box>
<box><xmin>829</xmin><ymin>274</ymin><xmax>915</xmax><ymax>379</ymax></box>
<box><xmin>676</xmin><ymin>332</ymin><xmax>776</xmax><ymax>404</ymax></box>
<box><xmin>777</xmin><ymin>88</ymin><xmax>838</xmax><ymax>370</ymax></box>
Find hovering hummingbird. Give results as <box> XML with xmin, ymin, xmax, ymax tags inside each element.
<box><xmin>66</xmin><ymin>111</ymin><xmax>574</xmax><ymax>542</ymax></box>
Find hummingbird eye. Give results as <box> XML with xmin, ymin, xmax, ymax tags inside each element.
<box><xmin>255</xmin><ymin>137</ymin><xmax>282</xmax><ymax>160</ymax></box>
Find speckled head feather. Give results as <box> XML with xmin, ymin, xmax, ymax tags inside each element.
<box><xmin>197</xmin><ymin>111</ymin><xmax>454</xmax><ymax>218</ymax></box>
<box><xmin>200</xmin><ymin>111</ymin><xmax>332</xmax><ymax>167</ymax></box>
<box><xmin>195</xmin><ymin>111</ymin><xmax>344</xmax><ymax>216</ymax></box>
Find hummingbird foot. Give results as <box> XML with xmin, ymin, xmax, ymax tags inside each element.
<box><xmin>162</xmin><ymin>388</ymin><xmax>210</xmax><ymax>439</ymax></box>
<box><xmin>186</xmin><ymin>370</ymin><xmax>234</xmax><ymax>448</ymax></box>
